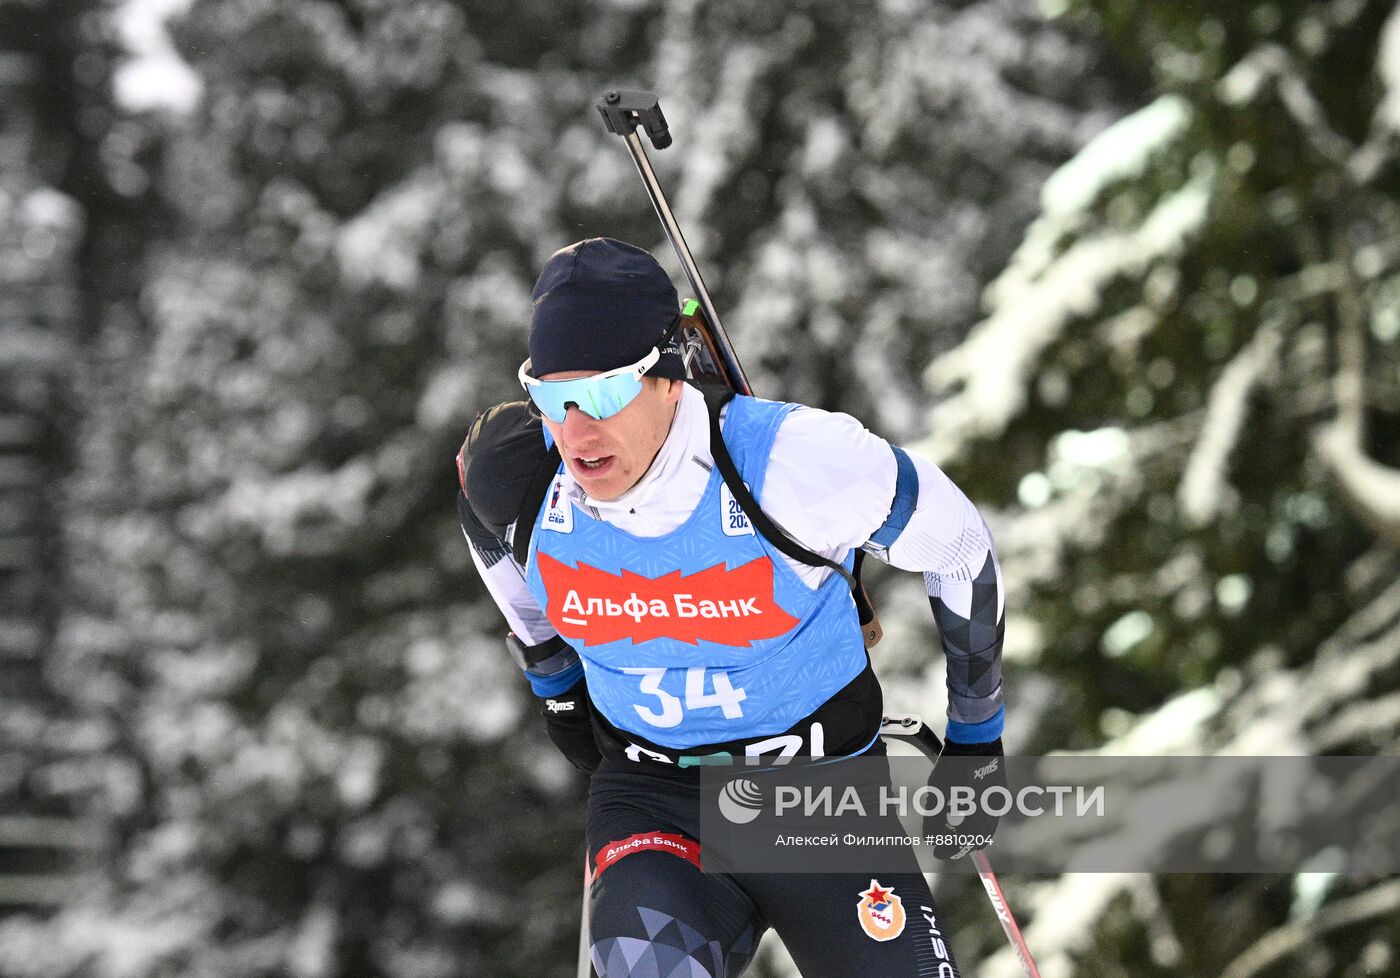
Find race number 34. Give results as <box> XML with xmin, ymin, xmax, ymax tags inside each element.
<box><xmin>620</xmin><ymin>666</ymin><xmax>748</xmax><ymax>728</ymax></box>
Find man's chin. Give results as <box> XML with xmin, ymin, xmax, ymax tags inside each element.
<box><xmin>578</xmin><ymin>481</ymin><xmax>625</xmax><ymax>501</ymax></box>
<box><xmin>569</xmin><ymin>463</ymin><xmax>626</xmax><ymax>500</ymax></box>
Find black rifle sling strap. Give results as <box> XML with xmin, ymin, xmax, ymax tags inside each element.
<box><xmin>511</xmin><ymin>443</ymin><xmax>563</xmax><ymax>568</ymax></box>
<box><xmin>699</xmin><ymin>385</ymin><xmax>883</xmax><ymax>648</ymax></box>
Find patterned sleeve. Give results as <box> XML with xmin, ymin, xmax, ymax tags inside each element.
<box><xmin>457</xmin><ymin>490</ymin><xmax>580</xmax><ymax>695</ymax></box>
<box><xmin>878</xmin><ymin>451</ymin><xmax>1006</xmax><ymax>743</ymax></box>
<box><xmin>762</xmin><ymin>413</ymin><xmax>1006</xmax><ymax>742</ymax></box>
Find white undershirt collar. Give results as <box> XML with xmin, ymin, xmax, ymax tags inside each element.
<box><xmin>567</xmin><ymin>384</ymin><xmax>712</xmax><ymax>528</ymax></box>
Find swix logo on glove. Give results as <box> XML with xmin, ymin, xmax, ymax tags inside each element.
<box><xmin>973</xmin><ymin>759</ymin><xmax>1000</xmax><ymax>781</ymax></box>
<box><xmin>545</xmin><ymin>699</ymin><xmax>575</xmax><ymax>713</ymax></box>
<box><xmin>536</xmin><ymin>553</ymin><xmax>799</xmax><ymax>647</ymax></box>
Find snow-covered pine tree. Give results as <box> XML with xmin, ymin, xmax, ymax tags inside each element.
<box><xmin>912</xmin><ymin>2</ymin><xmax>1400</xmax><ymax>975</ymax></box>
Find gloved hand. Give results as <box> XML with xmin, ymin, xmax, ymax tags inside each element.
<box><xmin>539</xmin><ymin>677</ymin><xmax>602</xmax><ymax>774</ymax></box>
<box><xmin>925</xmin><ymin>736</ymin><xmax>1006</xmax><ymax>860</ymax></box>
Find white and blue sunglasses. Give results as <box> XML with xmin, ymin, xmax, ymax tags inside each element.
<box><xmin>517</xmin><ymin>345</ymin><xmax>663</xmax><ymax>423</ymax></box>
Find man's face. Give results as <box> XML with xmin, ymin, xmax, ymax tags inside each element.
<box><xmin>538</xmin><ymin>372</ymin><xmax>683</xmax><ymax>501</ymax></box>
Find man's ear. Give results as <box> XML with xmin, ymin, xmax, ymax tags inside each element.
<box><xmin>649</xmin><ymin>376</ymin><xmax>684</xmax><ymax>401</ymax></box>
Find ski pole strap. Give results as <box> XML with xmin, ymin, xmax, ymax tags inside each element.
<box><xmin>699</xmin><ymin>385</ymin><xmax>858</xmax><ymax>591</ymax></box>
<box><xmin>512</xmin><ymin>443</ymin><xmax>563</xmax><ymax>567</ymax></box>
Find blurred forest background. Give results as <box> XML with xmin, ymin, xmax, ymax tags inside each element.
<box><xmin>2</xmin><ymin>0</ymin><xmax>1399</xmax><ymax>975</ymax></box>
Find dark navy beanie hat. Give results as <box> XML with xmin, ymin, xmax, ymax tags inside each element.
<box><xmin>528</xmin><ymin>238</ymin><xmax>686</xmax><ymax>379</ymax></box>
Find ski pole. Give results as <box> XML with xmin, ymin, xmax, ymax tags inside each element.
<box><xmin>970</xmin><ymin>848</ymin><xmax>1042</xmax><ymax>978</ymax></box>
<box><xmin>595</xmin><ymin>90</ymin><xmax>752</xmax><ymax>396</ymax></box>
<box><xmin>577</xmin><ymin>854</ymin><xmax>593</xmax><ymax>978</ymax></box>
<box><xmin>879</xmin><ymin>714</ymin><xmax>1042</xmax><ymax>978</ymax></box>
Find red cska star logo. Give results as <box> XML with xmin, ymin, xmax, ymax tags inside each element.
<box><xmin>537</xmin><ymin>553</ymin><xmax>800</xmax><ymax>647</ymax></box>
<box><xmin>857</xmin><ymin>879</ymin><xmax>906</xmax><ymax>941</ymax></box>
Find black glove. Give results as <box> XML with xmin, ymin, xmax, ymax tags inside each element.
<box><xmin>539</xmin><ymin>677</ymin><xmax>602</xmax><ymax>774</ymax></box>
<box><xmin>925</xmin><ymin>736</ymin><xmax>1006</xmax><ymax>860</ymax></box>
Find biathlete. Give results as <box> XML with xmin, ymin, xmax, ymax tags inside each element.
<box><xmin>457</xmin><ymin>237</ymin><xmax>1007</xmax><ymax>977</ymax></box>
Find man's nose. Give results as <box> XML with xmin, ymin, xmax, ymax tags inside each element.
<box><xmin>560</xmin><ymin>405</ymin><xmax>600</xmax><ymax>441</ymax></box>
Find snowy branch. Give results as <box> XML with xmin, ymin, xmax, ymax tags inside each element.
<box><xmin>671</xmin><ymin>43</ymin><xmax>773</xmax><ymax>261</ymax></box>
<box><xmin>1177</xmin><ymin>324</ymin><xmax>1281</xmax><ymax>526</ymax></box>
<box><xmin>1373</xmin><ymin>4</ymin><xmax>1400</xmax><ymax>138</ymax></box>
<box><xmin>1219</xmin><ymin>44</ymin><xmax>1354</xmax><ymax>167</ymax></box>
<box><xmin>1219</xmin><ymin>878</ymin><xmax>1400</xmax><ymax>978</ymax></box>
<box><xmin>1311</xmin><ymin>223</ymin><xmax>1400</xmax><ymax>548</ymax></box>
<box><xmin>919</xmin><ymin>173</ymin><xmax>1213</xmax><ymax>465</ymax></box>
<box><xmin>1313</xmin><ymin>419</ymin><xmax>1400</xmax><ymax>547</ymax></box>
